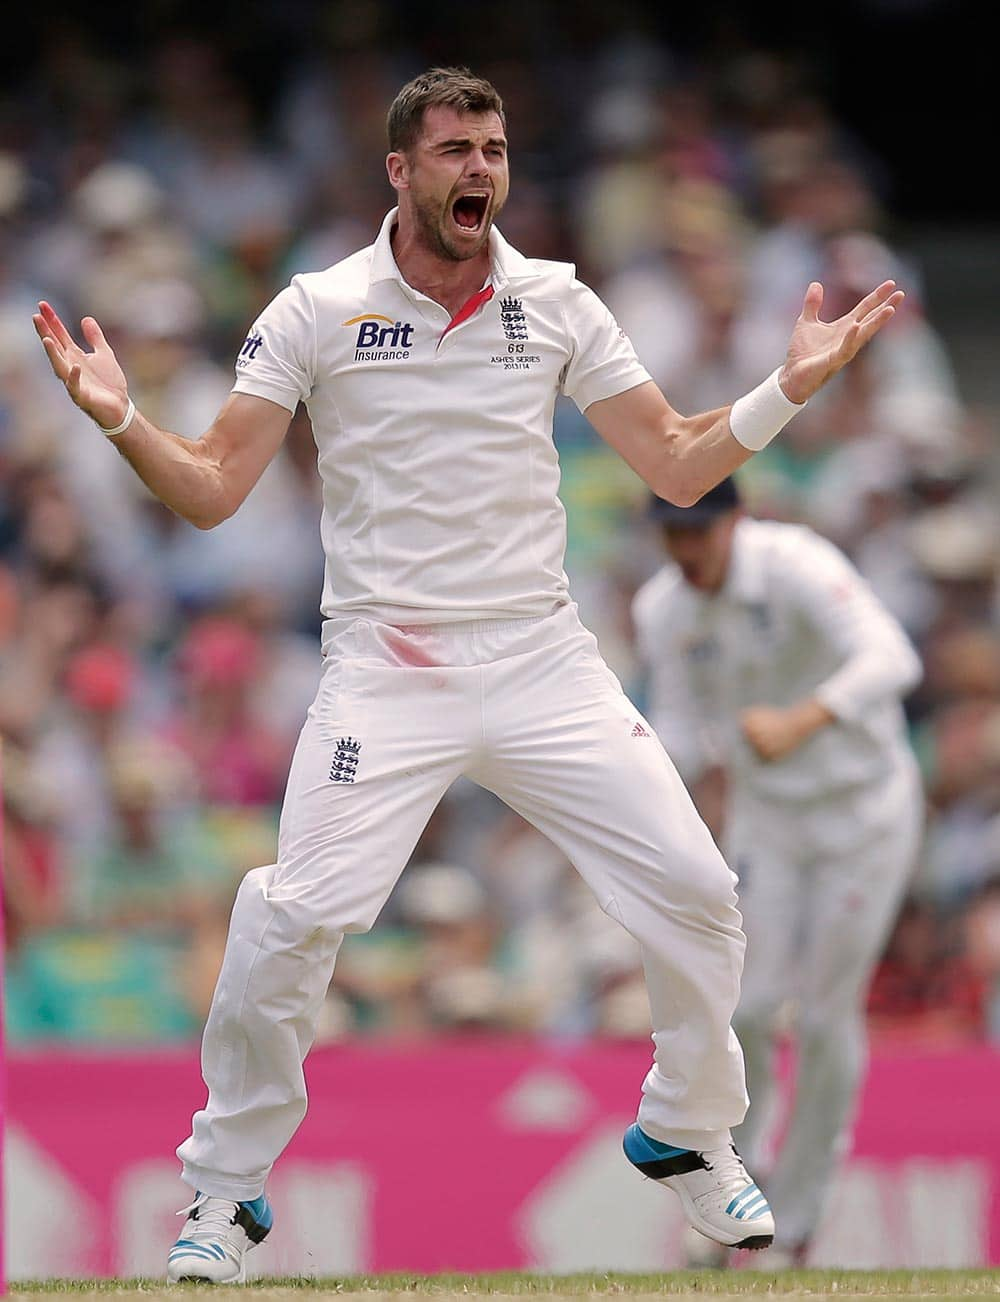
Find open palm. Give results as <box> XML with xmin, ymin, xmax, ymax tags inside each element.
<box><xmin>32</xmin><ymin>301</ymin><xmax>131</xmax><ymax>430</ymax></box>
<box><xmin>780</xmin><ymin>280</ymin><xmax>905</xmax><ymax>405</ymax></box>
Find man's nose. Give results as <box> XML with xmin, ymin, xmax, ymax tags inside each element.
<box><xmin>465</xmin><ymin>149</ymin><xmax>489</xmax><ymax>176</ymax></box>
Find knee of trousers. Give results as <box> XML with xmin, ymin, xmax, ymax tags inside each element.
<box><xmin>230</xmin><ymin>866</ymin><xmax>346</xmax><ymax>956</ymax></box>
<box><xmin>266</xmin><ymin>851</ymin><xmax>394</xmax><ymax>938</ymax></box>
<box><xmin>649</xmin><ymin>845</ymin><xmax>741</xmax><ymax>925</ymax></box>
<box><xmin>797</xmin><ymin>1004</ymin><xmax>865</xmax><ymax>1055</ymax></box>
<box><xmin>621</xmin><ymin>860</ymin><xmax>745</xmax><ymax>986</ymax></box>
<box><xmin>733</xmin><ymin>994</ymin><xmax>783</xmax><ymax>1041</ymax></box>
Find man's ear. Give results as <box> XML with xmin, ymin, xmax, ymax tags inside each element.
<box><xmin>386</xmin><ymin>151</ymin><xmax>410</xmax><ymax>193</ymax></box>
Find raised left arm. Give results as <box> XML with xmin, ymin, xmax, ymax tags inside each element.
<box><xmin>586</xmin><ymin>279</ymin><xmax>904</xmax><ymax>506</ymax></box>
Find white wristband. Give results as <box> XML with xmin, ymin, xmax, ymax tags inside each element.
<box><xmin>729</xmin><ymin>369</ymin><xmax>805</xmax><ymax>452</ymax></box>
<box><xmin>98</xmin><ymin>397</ymin><xmax>136</xmax><ymax>438</ymax></box>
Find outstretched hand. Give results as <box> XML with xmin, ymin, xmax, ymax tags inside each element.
<box><xmin>32</xmin><ymin>301</ymin><xmax>131</xmax><ymax>431</ymax></box>
<box><xmin>778</xmin><ymin>280</ymin><xmax>905</xmax><ymax>406</ymax></box>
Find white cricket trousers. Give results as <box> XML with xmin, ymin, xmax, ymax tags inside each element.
<box><xmin>729</xmin><ymin>758</ymin><xmax>923</xmax><ymax>1248</ymax></box>
<box><xmin>177</xmin><ymin>603</ymin><xmax>749</xmax><ymax>1199</ymax></box>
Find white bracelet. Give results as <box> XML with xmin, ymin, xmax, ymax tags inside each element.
<box><xmin>98</xmin><ymin>397</ymin><xmax>136</xmax><ymax>438</ymax></box>
<box><xmin>729</xmin><ymin>369</ymin><xmax>806</xmax><ymax>452</ymax></box>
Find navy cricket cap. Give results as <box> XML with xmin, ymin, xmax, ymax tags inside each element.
<box><xmin>648</xmin><ymin>477</ymin><xmax>741</xmax><ymax>528</ymax></box>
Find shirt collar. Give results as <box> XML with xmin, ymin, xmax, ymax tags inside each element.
<box><xmin>369</xmin><ymin>207</ymin><xmax>539</xmax><ymax>291</ymax></box>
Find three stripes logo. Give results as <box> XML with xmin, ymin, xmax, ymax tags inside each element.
<box><xmin>725</xmin><ymin>1183</ymin><xmax>770</xmax><ymax>1222</ymax></box>
<box><xmin>169</xmin><ymin>1240</ymin><xmax>228</xmax><ymax>1263</ymax></box>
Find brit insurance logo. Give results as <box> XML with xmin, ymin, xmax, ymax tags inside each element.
<box><xmin>343</xmin><ymin>313</ymin><xmax>414</xmax><ymax>362</ymax></box>
<box><xmin>492</xmin><ymin>296</ymin><xmax>540</xmax><ymax>371</ymax></box>
<box><xmin>236</xmin><ymin>331</ymin><xmax>264</xmax><ymax>369</ymax></box>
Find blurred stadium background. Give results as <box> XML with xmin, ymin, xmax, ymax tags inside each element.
<box><xmin>2</xmin><ymin>0</ymin><xmax>999</xmax><ymax>1279</ymax></box>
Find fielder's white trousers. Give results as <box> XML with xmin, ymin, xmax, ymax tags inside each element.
<box><xmin>178</xmin><ymin>604</ymin><xmax>749</xmax><ymax>1199</ymax></box>
<box><xmin>729</xmin><ymin>758</ymin><xmax>923</xmax><ymax>1248</ymax></box>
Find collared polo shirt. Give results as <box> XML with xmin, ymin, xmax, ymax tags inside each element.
<box><xmin>232</xmin><ymin>208</ymin><xmax>651</xmax><ymax>624</ymax></box>
<box><xmin>632</xmin><ymin>518</ymin><xmax>923</xmax><ymax>803</ymax></box>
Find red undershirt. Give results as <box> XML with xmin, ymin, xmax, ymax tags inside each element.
<box><xmin>438</xmin><ymin>284</ymin><xmax>495</xmax><ymax>343</ymax></box>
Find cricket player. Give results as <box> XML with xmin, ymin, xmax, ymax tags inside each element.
<box><xmin>632</xmin><ymin>478</ymin><xmax>923</xmax><ymax>1262</ymax></box>
<box><xmin>33</xmin><ymin>68</ymin><xmax>905</xmax><ymax>1282</ymax></box>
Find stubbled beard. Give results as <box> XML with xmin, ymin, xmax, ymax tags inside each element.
<box><xmin>411</xmin><ymin>190</ymin><xmax>492</xmax><ymax>262</ymax></box>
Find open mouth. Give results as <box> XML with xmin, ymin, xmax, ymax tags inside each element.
<box><xmin>451</xmin><ymin>192</ymin><xmax>489</xmax><ymax>234</ymax></box>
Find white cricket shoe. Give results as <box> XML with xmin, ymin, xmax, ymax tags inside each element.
<box><xmin>623</xmin><ymin>1123</ymin><xmax>774</xmax><ymax>1249</ymax></box>
<box><xmin>166</xmin><ymin>1191</ymin><xmax>273</xmax><ymax>1283</ymax></box>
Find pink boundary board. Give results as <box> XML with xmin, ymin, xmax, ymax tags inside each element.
<box><xmin>7</xmin><ymin>1039</ymin><xmax>1000</xmax><ymax>1272</ymax></box>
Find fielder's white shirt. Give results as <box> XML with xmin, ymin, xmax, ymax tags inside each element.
<box><xmin>232</xmin><ymin>208</ymin><xmax>650</xmax><ymax>624</ymax></box>
<box><xmin>632</xmin><ymin>518</ymin><xmax>923</xmax><ymax>803</ymax></box>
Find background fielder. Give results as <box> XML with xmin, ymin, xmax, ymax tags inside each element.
<box><xmin>633</xmin><ymin>478</ymin><xmax>924</xmax><ymax>1260</ymax></box>
<box><xmin>32</xmin><ymin>67</ymin><xmax>905</xmax><ymax>1281</ymax></box>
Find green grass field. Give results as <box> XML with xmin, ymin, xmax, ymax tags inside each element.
<box><xmin>6</xmin><ymin>1271</ymin><xmax>1000</xmax><ymax>1301</ymax></box>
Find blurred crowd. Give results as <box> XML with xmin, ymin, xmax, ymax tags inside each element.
<box><xmin>3</xmin><ymin>11</ymin><xmax>1000</xmax><ymax>1048</ymax></box>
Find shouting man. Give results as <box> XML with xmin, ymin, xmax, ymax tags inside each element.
<box><xmin>34</xmin><ymin>67</ymin><xmax>905</xmax><ymax>1281</ymax></box>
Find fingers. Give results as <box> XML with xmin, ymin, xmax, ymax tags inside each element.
<box><xmin>32</xmin><ymin>311</ymin><xmax>65</xmax><ymax>358</ymax></box>
<box><xmin>858</xmin><ymin>289</ymin><xmax>905</xmax><ymax>329</ymax></box>
<box><xmin>39</xmin><ymin>335</ymin><xmax>84</xmax><ymax>400</ymax></box>
<box><xmin>39</xmin><ymin>333</ymin><xmax>72</xmax><ymax>382</ymax></box>
<box><xmin>852</xmin><ymin>302</ymin><xmax>898</xmax><ymax>348</ymax></box>
<box><xmin>34</xmin><ymin>312</ymin><xmax>94</xmax><ymax>399</ymax></box>
<box><xmin>800</xmin><ymin>281</ymin><xmax>824</xmax><ymax>322</ymax></box>
<box><xmin>33</xmin><ymin>310</ymin><xmax>60</xmax><ymax>352</ymax></box>
<box><xmin>803</xmin><ymin>279</ymin><xmax>904</xmax><ymax>332</ymax></box>
<box><xmin>81</xmin><ymin>316</ymin><xmax>110</xmax><ymax>352</ymax></box>
<box><xmin>37</xmin><ymin>300</ymin><xmax>76</xmax><ymax>351</ymax></box>
<box><xmin>850</xmin><ymin>280</ymin><xmax>901</xmax><ymax>323</ymax></box>
<box><xmin>819</xmin><ymin>287</ymin><xmax>904</xmax><ymax>370</ymax></box>
<box><xmin>38</xmin><ymin>340</ymin><xmax>94</xmax><ymax>413</ymax></box>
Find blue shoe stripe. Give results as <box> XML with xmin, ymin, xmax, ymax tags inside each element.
<box><xmin>169</xmin><ymin>1242</ymin><xmax>227</xmax><ymax>1261</ymax></box>
<box><xmin>726</xmin><ymin>1182</ymin><xmax>759</xmax><ymax>1216</ymax></box>
<box><xmin>731</xmin><ymin>1191</ymin><xmax>770</xmax><ymax>1221</ymax></box>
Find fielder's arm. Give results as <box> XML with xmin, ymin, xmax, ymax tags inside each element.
<box><xmin>32</xmin><ymin>301</ymin><xmax>290</xmax><ymax>530</ymax></box>
<box><xmin>586</xmin><ymin>279</ymin><xmax>903</xmax><ymax>506</ymax></box>
<box><xmin>741</xmin><ymin>533</ymin><xmax>923</xmax><ymax>763</ymax></box>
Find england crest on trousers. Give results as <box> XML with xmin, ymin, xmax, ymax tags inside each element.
<box><xmin>330</xmin><ymin>737</ymin><xmax>362</xmax><ymax>783</ymax></box>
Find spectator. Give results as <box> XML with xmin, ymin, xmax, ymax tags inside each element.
<box><xmin>166</xmin><ymin>614</ymin><xmax>290</xmax><ymax>808</ymax></box>
<box><xmin>1</xmin><ymin>24</ymin><xmax>992</xmax><ymax>1052</ymax></box>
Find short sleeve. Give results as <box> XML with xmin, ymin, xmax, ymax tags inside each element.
<box><xmin>560</xmin><ymin>277</ymin><xmax>652</xmax><ymax>413</ymax></box>
<box><xmin>232</xmin><ymin>275</ymin><xmax>315</xmax><ymax>413</ymax></box>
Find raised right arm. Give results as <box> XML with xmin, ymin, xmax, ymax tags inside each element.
<box><xmin>32</xmin><ymin>301</ymin><xmax>291</xmax><ymax>530</ymax></box>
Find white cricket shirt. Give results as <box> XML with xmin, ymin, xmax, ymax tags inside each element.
<box><xmin>232</xmin><ymin>208</ymin><xmax>650</xmax><ymax>624</ymax></box>
<box><xmin>632</xmin><ymin>518</ymin><xmax>923</xmax><ymax>803</ymax></box>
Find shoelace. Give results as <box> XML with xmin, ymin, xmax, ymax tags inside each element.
<box><xmin>701</xmin><ymin>1146</ymin><xmax>754</xmax><ymax>1196</ymax></box>
<box><xmin>176</xmin><ymin>1192</ymin><xmax>240</xmax><ymax>1239</ymax></box>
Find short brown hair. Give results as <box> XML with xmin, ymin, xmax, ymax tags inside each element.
<box><xmin>387</xmin><ymin>66</ymin><xmax>505</xmax><ymax>154</ymax></box>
